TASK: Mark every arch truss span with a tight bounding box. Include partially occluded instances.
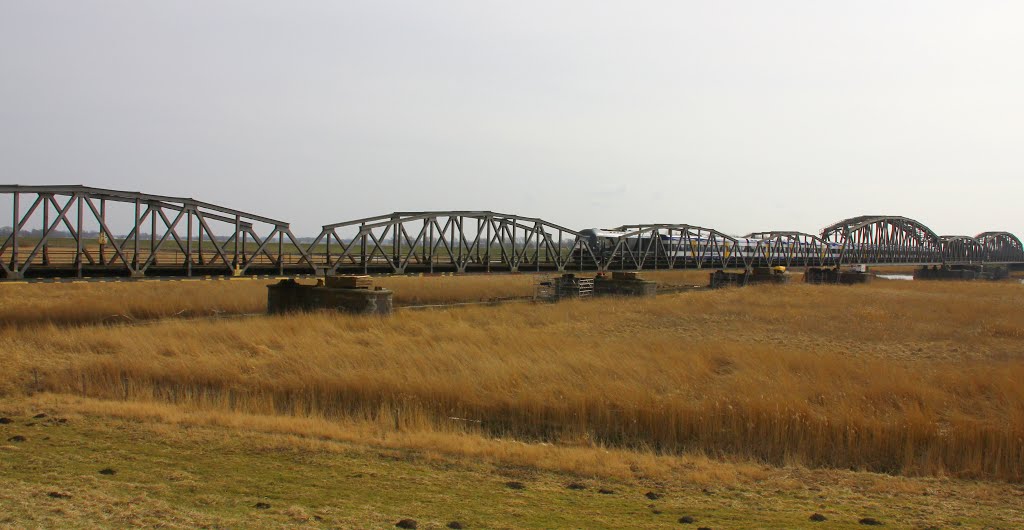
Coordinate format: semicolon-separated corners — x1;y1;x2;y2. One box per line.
308;211;597;274
743;231;837;268
939;235;985;264
976;231;1024;263
0;185;313;279
594;224;742;270
821;215;942;265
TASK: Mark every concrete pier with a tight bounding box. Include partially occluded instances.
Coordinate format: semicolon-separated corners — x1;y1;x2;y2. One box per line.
267;277;393;315
710;267;791;288
804;267;871;285
593;272;657;297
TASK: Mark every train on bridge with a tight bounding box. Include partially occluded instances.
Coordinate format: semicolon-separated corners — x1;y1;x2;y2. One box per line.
1;185;1022;280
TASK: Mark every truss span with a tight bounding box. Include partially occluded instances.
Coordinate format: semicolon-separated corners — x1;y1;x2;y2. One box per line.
309;211;596;274
0;185;312;279
976;232;1024;263
821;215;943;265
1;185;1022;280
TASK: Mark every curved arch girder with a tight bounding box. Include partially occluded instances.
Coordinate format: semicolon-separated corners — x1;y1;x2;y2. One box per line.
821;215;942;265
975;231;1024;262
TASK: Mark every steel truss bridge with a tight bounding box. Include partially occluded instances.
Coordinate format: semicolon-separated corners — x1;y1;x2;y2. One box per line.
1;185;1021;280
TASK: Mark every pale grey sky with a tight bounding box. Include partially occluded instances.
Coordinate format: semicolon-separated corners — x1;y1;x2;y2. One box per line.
1;1;1022;237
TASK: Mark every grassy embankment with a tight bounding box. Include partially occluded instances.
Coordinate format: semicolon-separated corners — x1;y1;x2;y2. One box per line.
2;395;1020;528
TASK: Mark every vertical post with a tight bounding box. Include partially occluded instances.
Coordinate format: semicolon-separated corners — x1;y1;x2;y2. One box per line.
428;221;434;273
98;199;105;265
557;230;563;271
133;198;140;271
361;231;367;274
485;218;491;273
150;204;157;266
277;229;284;275
42;195;50;266
535;225;540;271
325;230;331;271
10;192;18;273
393;220;400;269
186;210;193;277
456;216;462;269
76;194;83;277
241;229;248;267
511;219;517;271
233;214;240;270
197;216;204;265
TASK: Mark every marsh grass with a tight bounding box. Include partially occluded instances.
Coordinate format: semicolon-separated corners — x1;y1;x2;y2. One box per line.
0;270;715;327
3;280;1024;480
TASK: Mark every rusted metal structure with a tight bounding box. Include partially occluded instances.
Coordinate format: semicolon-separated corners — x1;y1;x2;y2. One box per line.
1;185;1022;280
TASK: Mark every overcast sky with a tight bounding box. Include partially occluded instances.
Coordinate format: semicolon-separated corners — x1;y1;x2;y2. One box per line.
1;1;1022;237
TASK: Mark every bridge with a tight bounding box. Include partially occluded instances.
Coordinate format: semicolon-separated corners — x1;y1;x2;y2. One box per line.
1;185;1021;280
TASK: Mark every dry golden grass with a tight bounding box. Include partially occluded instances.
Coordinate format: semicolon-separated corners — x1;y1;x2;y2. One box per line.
0;274;539;326
0;270;715;326
3;279;1024;481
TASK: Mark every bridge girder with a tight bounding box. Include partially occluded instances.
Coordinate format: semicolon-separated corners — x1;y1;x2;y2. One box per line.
0;185;311;279
975;231;1024;262
311;211;594;274
2;185;1022;279
821;215;942;265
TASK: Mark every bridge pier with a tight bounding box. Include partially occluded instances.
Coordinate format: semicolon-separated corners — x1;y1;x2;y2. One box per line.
267;276;393;315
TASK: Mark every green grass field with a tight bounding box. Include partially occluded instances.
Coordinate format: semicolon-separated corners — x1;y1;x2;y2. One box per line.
2;396;1021;529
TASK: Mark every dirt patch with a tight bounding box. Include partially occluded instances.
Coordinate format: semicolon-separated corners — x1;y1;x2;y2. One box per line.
810;513;827;522
645;491;663;500
678;515;696;524
859;518;883;526
566;482;586;490
254;502;271;510
598;488;615;495
446;522;463;529
0;417;13;424
47;492;71;499
98;468;117;475
504;481;525;490
33;413;47;419
395;519;417;529
7;435;26;443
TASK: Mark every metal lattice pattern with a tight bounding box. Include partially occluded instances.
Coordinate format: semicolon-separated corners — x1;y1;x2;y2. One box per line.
306;211;595;274
821;216;943;265
0;185;311;279
1;186;1022;280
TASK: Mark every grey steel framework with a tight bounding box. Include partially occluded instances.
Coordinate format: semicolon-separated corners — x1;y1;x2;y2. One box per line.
306;211;595;274
0;185;312;279
599;224;741;270
821;215;943;265
1;185;1022;280
743;231;834;268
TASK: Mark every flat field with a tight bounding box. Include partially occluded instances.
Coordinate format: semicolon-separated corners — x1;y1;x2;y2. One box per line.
1;276;1023;527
